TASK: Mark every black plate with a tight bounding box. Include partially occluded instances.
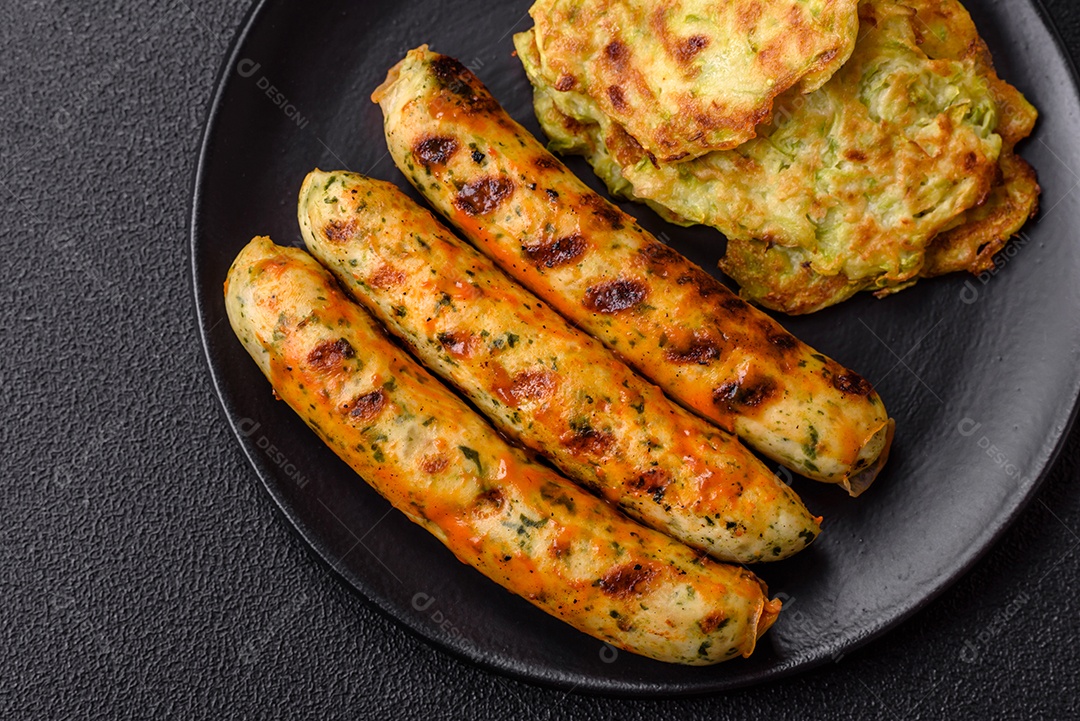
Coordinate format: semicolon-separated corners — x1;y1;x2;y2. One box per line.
192;0;1080;695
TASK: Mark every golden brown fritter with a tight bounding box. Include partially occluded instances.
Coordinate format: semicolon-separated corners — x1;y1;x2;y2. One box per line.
525;0;860;161
518;0;1039;314
908;0;1040;278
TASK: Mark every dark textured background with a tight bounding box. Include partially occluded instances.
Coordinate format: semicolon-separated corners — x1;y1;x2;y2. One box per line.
3;0;1079;718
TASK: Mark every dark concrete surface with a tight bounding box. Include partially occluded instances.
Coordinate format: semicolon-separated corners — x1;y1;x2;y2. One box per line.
2;1;1078;718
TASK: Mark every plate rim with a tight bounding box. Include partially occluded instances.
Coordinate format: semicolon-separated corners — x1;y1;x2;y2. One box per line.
189;0;1080;697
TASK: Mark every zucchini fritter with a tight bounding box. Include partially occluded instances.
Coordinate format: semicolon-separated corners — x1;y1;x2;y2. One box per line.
910;0;1040;278
524;0;860;161
518;0;1039;314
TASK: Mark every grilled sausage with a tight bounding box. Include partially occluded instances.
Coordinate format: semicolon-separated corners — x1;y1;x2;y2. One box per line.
373;46;894;495
299;170;821;562
224;236;781;664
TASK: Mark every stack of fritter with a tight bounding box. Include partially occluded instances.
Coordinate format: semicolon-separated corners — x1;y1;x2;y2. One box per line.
515;0;1039;314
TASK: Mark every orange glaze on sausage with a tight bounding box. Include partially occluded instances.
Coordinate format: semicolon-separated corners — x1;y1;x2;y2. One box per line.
225;236;780;664
300;170;821;562
373;46;894;495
